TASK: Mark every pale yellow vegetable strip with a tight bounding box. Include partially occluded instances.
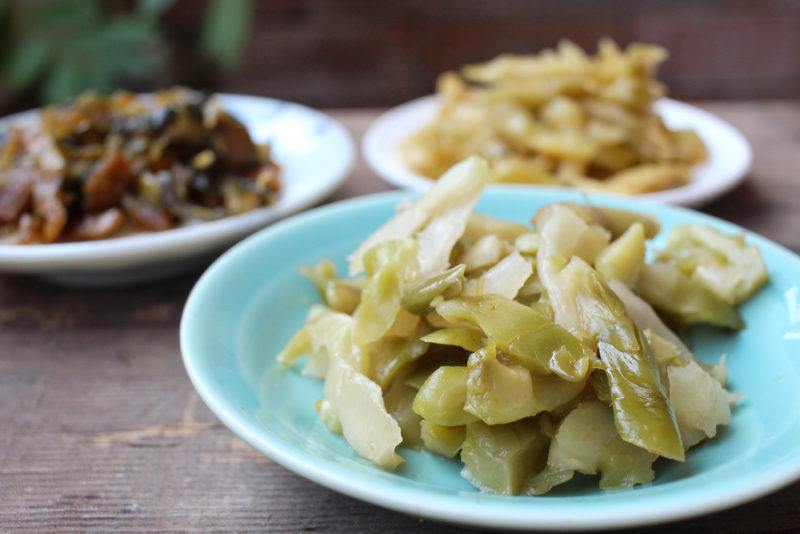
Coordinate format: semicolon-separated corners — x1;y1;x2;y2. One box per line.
463;251;533;299
325;358;404;469
349;157;490;275
608;279;693;362
416;199;478;279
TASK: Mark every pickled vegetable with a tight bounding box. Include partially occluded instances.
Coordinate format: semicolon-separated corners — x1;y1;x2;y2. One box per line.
635;262;743;329
279;155;767;494
436;295;593;381
384;377;423;447
369;336;429;389
349;156;489;275
412;366;477;426
598;436;657;489
465;343;539;424
548;401;618;474
401;264;465;315
463;251;533;299
1;88;281;243
559;258;684;461
420;420;465;458
421;327;485;352
461;419;549;494
325;358;404;469
668;360;731;440
657;225;768;305
354;238;418;345
594;222;645;287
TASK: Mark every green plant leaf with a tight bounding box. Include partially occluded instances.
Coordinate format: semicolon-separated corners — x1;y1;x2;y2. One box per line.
42;61;83;103
2;38;49;89
199;0;254;71
137;0;176;19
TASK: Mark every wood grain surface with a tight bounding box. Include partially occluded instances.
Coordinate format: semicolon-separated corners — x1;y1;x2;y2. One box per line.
2;103;799;533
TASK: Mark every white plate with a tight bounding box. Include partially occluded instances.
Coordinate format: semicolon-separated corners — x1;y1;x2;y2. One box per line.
363;95;751;207
0;94;354;285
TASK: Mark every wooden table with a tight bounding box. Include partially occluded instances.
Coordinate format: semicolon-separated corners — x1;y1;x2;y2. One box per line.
2;103;800;533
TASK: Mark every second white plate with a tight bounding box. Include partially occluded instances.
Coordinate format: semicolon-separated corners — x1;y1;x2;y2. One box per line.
0;94;354;285
363;95;751;207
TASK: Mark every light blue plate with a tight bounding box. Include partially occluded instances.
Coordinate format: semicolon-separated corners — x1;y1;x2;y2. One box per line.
181;188;800;531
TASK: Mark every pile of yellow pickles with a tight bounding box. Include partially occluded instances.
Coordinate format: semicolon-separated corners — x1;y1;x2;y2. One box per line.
279;157;767;495
402;40;707;194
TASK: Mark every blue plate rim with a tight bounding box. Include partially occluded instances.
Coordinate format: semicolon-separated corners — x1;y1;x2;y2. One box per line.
181;187;800;530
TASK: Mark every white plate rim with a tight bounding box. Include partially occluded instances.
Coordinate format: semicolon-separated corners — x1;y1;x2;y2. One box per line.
362;94;752;207
0;93;355;273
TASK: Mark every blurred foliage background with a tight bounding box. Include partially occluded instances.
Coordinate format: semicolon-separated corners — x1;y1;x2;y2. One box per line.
0;0;798;113
0;0;253;109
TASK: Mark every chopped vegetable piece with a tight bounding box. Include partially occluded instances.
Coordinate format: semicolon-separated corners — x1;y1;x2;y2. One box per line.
420;420;465;458
461;419;549;495
401;264;465;315
594;222;645;286
559;258;684;461
461;234;505;272
421;327;485;353
658;225;768;305
635;262;743;329
437;295;593;381
412;366;477;426
525;466;575;495
608;279;693;362
463;251;533;299
369;336;429;389
384;377;423;447
277;327;311;368
548;401;618;474
354;238;418;346
465;344;539;424
668;360;731;439
565;203;661;239
349;156;489;275
324;359;404;469
598;436;657;489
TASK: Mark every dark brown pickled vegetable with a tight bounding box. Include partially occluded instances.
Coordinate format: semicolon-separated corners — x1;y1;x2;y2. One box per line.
66;208;126;241
0;88;281;244
0;169;34;223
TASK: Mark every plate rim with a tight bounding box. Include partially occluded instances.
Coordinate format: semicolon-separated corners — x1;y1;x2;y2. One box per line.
362;94;753;208
181;188;800;531
0;93;355;273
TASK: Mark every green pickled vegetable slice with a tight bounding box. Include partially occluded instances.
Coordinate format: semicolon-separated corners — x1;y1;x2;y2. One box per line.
354;238;419;345
594;221;645;287
635;262;743;329
401;264;465;314
384;376;423;447
277;326;310;368
547;401;618;474
420;420;465;458
436;295;593;381
421;327;485;352
412;366;477;426
598;436;657;489
560;258;684;461
465;343;539;424
461;419;549;495
369;336;429;389
657;224;768;305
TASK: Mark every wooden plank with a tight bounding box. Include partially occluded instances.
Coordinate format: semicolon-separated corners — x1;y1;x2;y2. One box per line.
1;103;800;533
